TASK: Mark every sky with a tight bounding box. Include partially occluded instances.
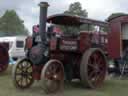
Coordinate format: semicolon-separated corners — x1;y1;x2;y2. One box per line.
0;0;128;33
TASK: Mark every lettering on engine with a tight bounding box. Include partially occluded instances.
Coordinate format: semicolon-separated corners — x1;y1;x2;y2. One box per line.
60;39;78;51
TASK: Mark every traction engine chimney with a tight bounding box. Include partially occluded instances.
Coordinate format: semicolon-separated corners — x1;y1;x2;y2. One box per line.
39;2;49;44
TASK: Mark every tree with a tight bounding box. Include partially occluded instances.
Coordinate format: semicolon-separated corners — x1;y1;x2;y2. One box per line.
64;2;88;17
0;10;28;36
107;12;127;21
62;2;94;35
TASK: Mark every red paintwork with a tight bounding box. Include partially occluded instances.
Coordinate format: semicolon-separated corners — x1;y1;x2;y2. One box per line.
50;38;57;51
30;14;109;80
79;32;91;52
0;43;9;72
80;32;108;53
30;14;128;80
50;31;108;57
32;64;44;80
50;32;108;54
108;15;128;59
25;36;33;49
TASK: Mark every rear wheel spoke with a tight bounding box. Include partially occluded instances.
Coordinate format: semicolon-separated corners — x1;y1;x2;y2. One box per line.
88;63;95;68
89;70;96;79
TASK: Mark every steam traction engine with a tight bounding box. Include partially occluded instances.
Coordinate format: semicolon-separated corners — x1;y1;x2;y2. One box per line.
12;2;108;93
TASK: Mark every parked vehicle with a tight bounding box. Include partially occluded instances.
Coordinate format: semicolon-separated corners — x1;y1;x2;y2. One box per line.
0;36;26;60
107;15;128;76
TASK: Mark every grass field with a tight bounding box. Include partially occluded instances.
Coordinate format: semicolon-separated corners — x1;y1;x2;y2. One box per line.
1;65;128;96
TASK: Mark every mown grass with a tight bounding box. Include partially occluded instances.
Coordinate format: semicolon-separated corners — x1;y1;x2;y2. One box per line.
1;65;128;96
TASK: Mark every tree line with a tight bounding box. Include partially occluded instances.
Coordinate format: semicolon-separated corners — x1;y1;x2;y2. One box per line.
0;10;28;37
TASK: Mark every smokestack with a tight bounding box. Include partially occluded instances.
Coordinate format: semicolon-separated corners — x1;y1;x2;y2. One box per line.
39;2;49;44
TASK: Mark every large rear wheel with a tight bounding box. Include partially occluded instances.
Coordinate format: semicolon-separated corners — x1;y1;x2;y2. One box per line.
41;59;64;94
12;58;34;89
80;48;107;88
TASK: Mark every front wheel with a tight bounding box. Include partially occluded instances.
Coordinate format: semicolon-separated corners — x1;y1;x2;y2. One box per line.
12;58;34;89
41;59;64;94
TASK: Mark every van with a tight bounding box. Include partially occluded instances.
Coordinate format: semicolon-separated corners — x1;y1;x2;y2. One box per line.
0;36;26;60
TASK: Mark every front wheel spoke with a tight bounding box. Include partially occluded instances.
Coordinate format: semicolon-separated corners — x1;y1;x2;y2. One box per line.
47;65;53;72
22;61;27;66
26;74;33;80
26;63;31;69
25;76;29;85
21;77;24;86
17;65;22;70
44;69;52;79
16;67;22;72
27;75;33;80
55;65;60;71
16;72;22;75
55;71;63;80
53;74;59;80
20;62;24;69
26;71;33;75
53;68;62;80
48;66;57;75
26;66;32;70
17;80;20;86
52;64;57;73
16;76;22;81
17;77;23;86
26;73;32;77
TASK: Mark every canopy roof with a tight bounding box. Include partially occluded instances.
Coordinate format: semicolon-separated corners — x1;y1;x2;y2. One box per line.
47;14;108;27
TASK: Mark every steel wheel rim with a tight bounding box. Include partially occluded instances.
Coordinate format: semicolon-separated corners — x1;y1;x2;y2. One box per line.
14;59;33;88
42;60;64;93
